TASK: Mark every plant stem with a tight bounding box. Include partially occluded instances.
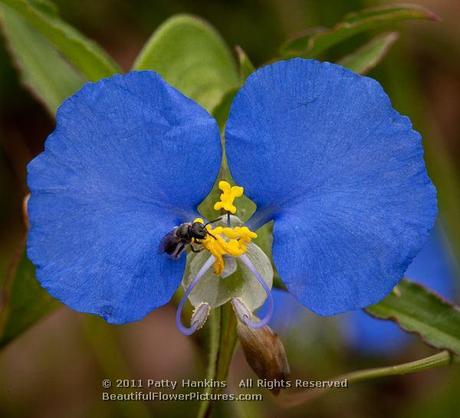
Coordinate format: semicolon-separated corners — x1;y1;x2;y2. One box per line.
197;304;238;418
197;308;220;418
343;350;453;383
216;303;238;381
278;350;455;408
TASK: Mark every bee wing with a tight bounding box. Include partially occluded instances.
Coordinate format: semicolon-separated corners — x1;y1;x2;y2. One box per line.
159;230;186;259
159;231;178;253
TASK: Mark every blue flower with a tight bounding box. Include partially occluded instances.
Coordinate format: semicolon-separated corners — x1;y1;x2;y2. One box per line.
27;72;222;324
226;59;436;315
27;59;437;332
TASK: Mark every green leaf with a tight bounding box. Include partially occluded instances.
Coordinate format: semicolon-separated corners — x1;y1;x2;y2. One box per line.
338;32;399;74
367;279;460;355
212;87;237;129
0;4;85;114
281;4;438;58
0;251;59;348
235;45;255;80
29;0;57;16
0;0;120;80
211;47;253;128
134;14;239;112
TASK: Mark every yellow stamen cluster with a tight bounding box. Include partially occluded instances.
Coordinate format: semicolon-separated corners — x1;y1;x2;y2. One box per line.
213;181;244;214
192;181;256;275
193;221;257;276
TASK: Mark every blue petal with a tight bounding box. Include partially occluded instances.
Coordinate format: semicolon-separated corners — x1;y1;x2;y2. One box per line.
27;71;221;324
343;225;457;354
342;311;411;355
225;59;437;315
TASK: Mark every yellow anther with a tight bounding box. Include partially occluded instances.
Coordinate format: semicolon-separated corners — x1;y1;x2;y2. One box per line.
219;227;240;239
231;226;257;243
201;235;230;275
225;239;247;256
213;180;244;214
192;217;257;276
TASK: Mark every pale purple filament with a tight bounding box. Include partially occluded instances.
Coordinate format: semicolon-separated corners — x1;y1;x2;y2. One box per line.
238;253;274;329
176;250;273;334
176;255;215;336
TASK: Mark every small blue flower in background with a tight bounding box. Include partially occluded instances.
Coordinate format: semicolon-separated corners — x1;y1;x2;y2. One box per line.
27;59;437;334
343;225;458;354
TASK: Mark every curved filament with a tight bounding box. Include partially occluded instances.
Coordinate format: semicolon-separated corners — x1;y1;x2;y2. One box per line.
176;255;215;335
237;253;274;329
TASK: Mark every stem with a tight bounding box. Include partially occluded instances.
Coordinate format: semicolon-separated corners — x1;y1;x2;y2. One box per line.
278;350;454;408
343;350;453;383
0;233;26;335
216;303;238;380
197;304;238;418
197;308;220;418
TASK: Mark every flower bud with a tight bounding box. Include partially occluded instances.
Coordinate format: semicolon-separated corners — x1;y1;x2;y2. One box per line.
236;318;290;395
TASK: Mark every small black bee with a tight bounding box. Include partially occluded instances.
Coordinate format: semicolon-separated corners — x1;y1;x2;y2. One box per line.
160;218;221;259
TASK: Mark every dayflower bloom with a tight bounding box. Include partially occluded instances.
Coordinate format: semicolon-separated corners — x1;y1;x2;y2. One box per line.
27;59;437;335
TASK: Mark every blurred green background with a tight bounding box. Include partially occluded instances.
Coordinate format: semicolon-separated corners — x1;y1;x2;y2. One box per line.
0;0;460;417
